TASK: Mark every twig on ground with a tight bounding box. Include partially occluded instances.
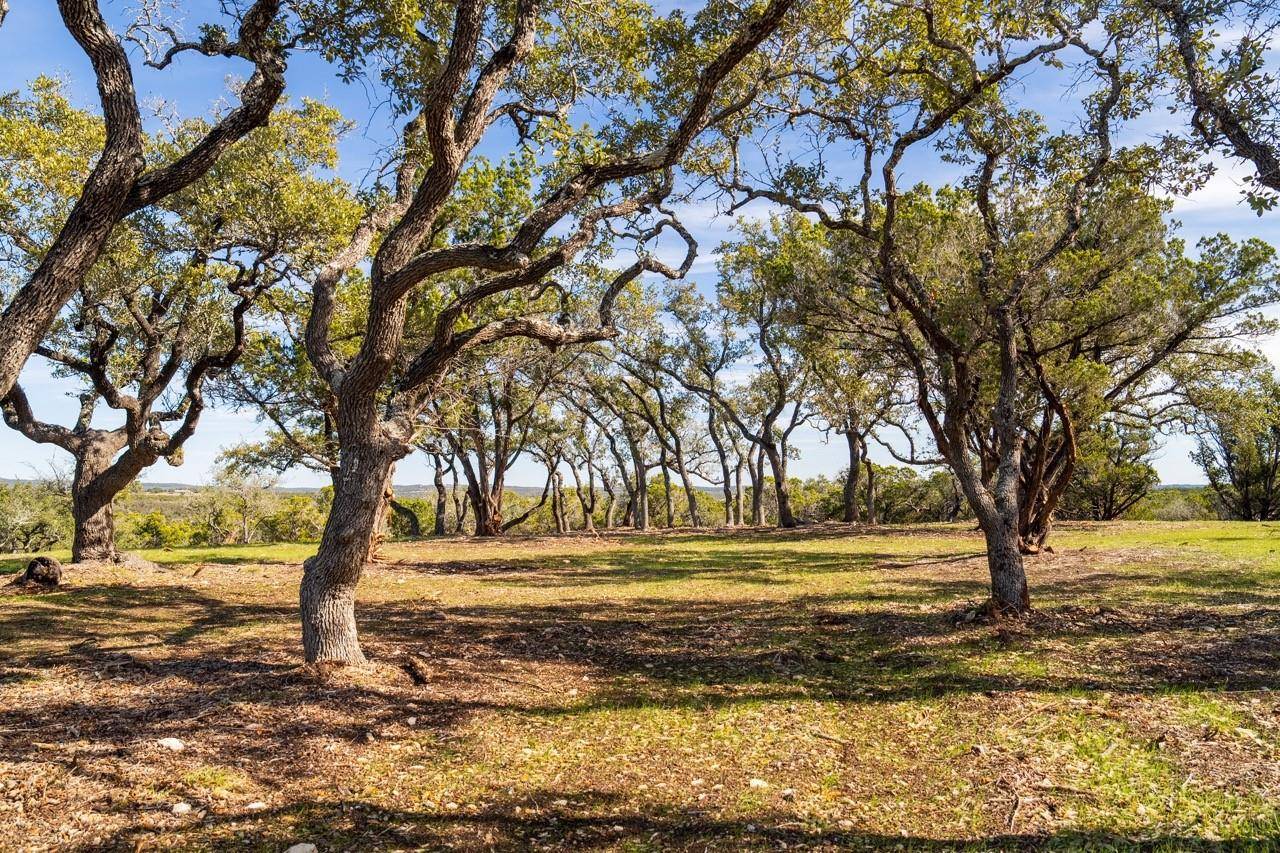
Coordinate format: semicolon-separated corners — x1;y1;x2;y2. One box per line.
998;776;1023;830
481;671;548;691
808;728;851;746
1006;702;1055;728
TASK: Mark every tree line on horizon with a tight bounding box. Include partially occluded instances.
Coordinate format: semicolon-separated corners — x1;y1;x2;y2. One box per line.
1;0;1279;663
0;462;1228;557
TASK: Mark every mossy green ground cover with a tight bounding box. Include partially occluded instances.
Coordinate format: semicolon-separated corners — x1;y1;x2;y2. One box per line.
1;522;1276;850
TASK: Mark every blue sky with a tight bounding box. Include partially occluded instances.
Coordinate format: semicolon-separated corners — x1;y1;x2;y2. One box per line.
1;2;1278;488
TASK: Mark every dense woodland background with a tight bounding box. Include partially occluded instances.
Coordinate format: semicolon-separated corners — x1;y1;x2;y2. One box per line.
0;471;1223;555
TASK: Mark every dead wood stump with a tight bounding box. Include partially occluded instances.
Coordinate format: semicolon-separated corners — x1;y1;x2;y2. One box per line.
16;556;62;589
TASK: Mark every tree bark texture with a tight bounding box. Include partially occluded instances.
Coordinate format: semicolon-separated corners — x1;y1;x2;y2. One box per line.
299;439;397;664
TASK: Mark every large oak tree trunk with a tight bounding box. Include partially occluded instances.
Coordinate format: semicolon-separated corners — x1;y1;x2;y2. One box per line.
476;503;503;536
300;439;396;664
952;460;1032;617
70;437;130;563
982;512;1030;615
986;307;1032;614
72;488;117;563
938;308;1033;617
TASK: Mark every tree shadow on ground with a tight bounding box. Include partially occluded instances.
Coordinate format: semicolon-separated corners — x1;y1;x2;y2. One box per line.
4;558;1273;764
4;529;1279;850
84;791;1267;852
0;584;295;648
362;583;1280;712
0;584;490;792
394;547;985;588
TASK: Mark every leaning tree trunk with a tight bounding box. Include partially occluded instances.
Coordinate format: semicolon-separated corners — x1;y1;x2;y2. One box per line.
299;438;398;664
0;37;145;403
389;498;421;537
762;442;797;528
632;457;648;530
749;446;765;525
842;431;861;524
676;460;702;529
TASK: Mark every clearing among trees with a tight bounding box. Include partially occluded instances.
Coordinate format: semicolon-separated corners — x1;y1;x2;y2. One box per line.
2;522;1276;850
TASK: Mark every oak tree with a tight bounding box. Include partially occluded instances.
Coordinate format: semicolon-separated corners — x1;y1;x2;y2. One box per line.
0;0;293;399
296;0;797;662
1;99;352;562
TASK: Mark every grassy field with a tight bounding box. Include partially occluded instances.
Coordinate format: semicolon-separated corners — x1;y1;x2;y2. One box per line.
1;521;1278;851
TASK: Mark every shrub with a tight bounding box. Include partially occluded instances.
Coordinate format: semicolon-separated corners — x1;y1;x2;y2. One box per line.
0;481;70;552
126;511;195;549
260;494;329;543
